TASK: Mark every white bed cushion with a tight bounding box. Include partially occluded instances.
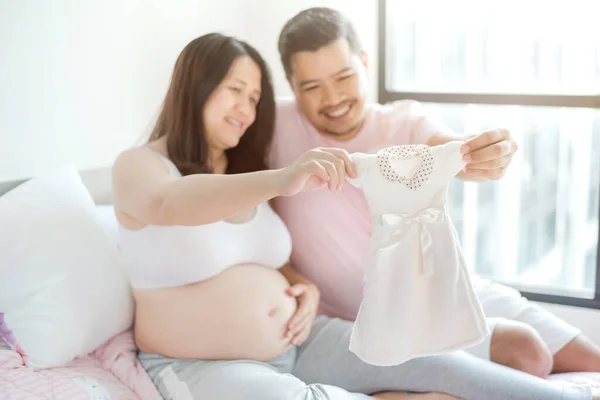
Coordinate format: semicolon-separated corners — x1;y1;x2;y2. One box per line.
0;165;134;368
94;205;120;247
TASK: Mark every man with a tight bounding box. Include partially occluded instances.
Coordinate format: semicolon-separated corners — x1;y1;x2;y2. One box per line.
270;6;600;378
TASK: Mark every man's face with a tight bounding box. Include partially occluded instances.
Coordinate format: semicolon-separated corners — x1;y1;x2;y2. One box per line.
288;38;368;139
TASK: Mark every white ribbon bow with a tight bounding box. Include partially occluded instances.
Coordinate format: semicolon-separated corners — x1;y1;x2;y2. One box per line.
379;207;446;276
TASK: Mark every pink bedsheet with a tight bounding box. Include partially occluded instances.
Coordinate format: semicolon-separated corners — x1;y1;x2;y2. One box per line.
2;330;600;399
0;329;161;400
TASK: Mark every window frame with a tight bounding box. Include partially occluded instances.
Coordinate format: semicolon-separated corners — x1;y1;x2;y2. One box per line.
378;0;600;309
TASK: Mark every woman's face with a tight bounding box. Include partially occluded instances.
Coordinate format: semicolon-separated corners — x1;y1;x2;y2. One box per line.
203;55;262;151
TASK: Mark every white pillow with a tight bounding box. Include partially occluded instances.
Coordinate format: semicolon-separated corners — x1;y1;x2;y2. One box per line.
0;166;134;368
94;205;120;247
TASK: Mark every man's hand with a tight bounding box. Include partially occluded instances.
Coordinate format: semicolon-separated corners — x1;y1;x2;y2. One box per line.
285;283;320;346
458;128;518;181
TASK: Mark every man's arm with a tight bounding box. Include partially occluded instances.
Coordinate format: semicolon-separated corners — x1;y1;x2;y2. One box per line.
401;100;516;181
426;129;516;182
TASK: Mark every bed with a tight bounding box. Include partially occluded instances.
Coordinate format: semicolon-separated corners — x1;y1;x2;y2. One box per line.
0;330;161;399
1;166;600;400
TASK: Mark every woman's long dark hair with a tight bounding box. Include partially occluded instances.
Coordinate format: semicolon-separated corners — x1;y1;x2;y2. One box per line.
149;33;276;175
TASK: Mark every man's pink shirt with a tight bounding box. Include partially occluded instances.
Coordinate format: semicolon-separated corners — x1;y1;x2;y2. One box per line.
269;97;454;321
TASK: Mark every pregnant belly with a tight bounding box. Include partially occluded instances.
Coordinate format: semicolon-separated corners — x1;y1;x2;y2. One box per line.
133;264;298;361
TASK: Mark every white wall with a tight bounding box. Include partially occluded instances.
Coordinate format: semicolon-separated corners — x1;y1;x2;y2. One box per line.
0;0;376;181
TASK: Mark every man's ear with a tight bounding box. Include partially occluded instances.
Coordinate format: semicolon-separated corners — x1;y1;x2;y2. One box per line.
360;51;368;71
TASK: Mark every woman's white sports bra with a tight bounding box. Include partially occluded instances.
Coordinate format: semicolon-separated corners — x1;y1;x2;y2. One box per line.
118;151;293;289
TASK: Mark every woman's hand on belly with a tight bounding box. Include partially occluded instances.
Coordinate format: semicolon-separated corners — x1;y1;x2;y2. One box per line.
133;264;299;361
284;283;320;346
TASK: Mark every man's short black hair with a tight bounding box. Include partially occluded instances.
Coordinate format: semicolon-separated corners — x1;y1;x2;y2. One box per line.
278;7;362;79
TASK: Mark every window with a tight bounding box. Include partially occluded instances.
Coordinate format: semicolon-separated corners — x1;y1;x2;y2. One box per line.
590;115;600;223
380;0;600;307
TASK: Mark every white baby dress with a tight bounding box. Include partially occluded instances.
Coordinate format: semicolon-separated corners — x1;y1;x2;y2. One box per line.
347;140;490;366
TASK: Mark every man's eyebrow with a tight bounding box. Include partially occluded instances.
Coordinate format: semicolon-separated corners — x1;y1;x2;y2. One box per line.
331;67;354;77
298;67;355;87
